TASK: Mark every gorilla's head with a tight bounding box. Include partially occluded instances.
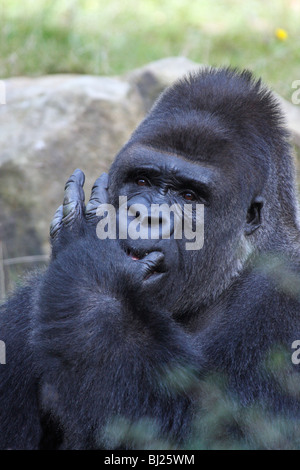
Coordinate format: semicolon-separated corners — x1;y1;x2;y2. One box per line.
107;68;299;319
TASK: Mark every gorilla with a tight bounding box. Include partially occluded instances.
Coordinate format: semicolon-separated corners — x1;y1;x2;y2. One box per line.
1;67;300;450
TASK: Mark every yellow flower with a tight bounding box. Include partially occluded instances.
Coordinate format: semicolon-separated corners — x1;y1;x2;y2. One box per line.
275;28;288;41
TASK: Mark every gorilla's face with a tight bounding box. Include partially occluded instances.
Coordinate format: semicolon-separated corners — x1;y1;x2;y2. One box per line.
108;142;262;318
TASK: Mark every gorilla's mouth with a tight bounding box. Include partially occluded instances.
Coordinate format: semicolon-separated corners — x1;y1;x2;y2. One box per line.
125;247;157;261
125;247;144;260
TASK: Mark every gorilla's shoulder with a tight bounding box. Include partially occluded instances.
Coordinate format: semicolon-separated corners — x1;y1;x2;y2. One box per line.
223;257;300;341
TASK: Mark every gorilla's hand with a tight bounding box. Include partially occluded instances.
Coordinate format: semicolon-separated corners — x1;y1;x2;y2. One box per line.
50;169;109;257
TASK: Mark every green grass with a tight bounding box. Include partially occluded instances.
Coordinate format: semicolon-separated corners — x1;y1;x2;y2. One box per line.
0;0;299;98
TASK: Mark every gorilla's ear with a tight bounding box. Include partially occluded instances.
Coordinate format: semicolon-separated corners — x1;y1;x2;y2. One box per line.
245;197;264;235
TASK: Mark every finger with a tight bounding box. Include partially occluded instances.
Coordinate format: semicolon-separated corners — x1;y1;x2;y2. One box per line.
50;205;63;240
136;252;165;280
85;173;109;223
62;169;86;227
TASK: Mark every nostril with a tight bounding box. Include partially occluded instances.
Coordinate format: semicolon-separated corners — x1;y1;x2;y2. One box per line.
148;215;163;224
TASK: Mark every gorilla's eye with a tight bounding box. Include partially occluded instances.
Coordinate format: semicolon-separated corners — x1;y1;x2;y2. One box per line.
182;191;196;201
136;178;149;187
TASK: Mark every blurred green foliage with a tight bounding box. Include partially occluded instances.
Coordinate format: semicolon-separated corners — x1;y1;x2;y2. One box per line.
0;0;299;98
102;363;300;450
